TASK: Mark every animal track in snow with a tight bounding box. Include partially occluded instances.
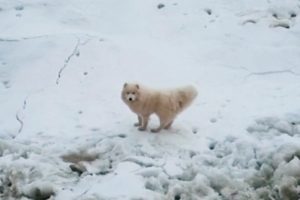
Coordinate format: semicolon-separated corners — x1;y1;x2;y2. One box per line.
270;20;290;29
204;8;212;15
242;19;257;25
239;8;298;29
90;127;100;132
157;3;165;9
14;5;24;11
2;80;10;89
210;118;217;123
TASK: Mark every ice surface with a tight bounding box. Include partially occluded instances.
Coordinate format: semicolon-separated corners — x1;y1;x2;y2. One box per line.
1;0;300;199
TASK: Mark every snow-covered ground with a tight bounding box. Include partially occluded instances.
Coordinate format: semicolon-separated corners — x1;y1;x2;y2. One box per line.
1;0;300;199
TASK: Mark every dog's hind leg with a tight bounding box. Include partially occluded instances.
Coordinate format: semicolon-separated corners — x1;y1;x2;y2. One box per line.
164;120;174;129
151;117;173;133
134;115;142;127
138;115;149;131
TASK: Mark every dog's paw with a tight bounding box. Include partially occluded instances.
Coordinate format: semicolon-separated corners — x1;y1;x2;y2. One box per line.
151;128;160;133
138;127;146;131
134;122;140;127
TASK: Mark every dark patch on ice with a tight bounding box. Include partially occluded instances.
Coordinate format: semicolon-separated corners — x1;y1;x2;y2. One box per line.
290;12;297;18
78;110;83;114
210;118;217;123
0;185;4;194
189;151;196;158
2;80;10;88
69;164;86;176
209;142;216;150
118;134;127;138
174;194;181;200
62;152;98;163
23;187;54;200
204;9;212;15
272;13;279;19
36;131;44;135
76;51;80;57
96;171;110;175
76;125;82;129
176;170;197;182
157;3;165;9
90;127;100;132
255;160;262;170
109;159;113;169
284;150;300;163
280;185;299;200
192;127;198;134
83;72;88;76
14;5;24;11
145;181;156;191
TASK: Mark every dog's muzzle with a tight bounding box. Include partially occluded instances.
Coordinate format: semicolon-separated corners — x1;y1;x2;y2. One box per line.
127;94;136;102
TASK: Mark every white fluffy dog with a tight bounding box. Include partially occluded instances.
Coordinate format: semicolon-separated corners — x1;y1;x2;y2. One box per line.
121;83;197;132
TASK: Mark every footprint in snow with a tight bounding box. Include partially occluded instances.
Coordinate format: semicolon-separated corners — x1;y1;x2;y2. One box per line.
157;3;165;9
210;118;217;123
14;5;24;11
192;127;198;134
90;128;100;132
204;8;212;15
242;19;257;25
2;80;10;88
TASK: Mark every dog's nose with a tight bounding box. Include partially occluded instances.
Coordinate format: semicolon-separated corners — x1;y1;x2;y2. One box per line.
129;98;132;101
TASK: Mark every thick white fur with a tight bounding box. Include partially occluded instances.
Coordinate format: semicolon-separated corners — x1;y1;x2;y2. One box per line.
121;83;198;132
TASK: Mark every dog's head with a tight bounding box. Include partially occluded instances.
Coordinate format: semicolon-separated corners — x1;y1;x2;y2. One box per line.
121;83;140;103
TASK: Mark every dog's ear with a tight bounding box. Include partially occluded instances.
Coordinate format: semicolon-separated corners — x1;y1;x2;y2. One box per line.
136;84;139;89
123;83;128;88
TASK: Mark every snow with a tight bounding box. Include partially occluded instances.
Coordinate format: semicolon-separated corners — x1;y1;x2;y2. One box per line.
1;0;300;199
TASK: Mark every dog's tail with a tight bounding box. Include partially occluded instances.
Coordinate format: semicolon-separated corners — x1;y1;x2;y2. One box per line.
176;85;198;113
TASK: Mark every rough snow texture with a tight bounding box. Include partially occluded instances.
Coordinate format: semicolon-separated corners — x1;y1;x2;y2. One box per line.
1;0;300;199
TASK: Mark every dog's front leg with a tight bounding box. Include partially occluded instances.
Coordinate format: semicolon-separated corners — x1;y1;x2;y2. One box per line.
134;115;142;127
138;115;149;131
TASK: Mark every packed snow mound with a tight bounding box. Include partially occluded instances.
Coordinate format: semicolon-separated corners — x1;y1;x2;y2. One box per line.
1;115;300;199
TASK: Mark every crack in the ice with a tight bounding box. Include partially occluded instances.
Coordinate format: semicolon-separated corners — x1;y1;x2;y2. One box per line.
16;90;40;137
56;38;81;85
15;96;30;136
15;112;23;134
245;69;300;79
0;35;50;42
0;38;19;42
22;99;27;110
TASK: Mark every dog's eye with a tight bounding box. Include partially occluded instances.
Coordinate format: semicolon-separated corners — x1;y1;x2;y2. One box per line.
132;92;135;95
126;92;130;95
